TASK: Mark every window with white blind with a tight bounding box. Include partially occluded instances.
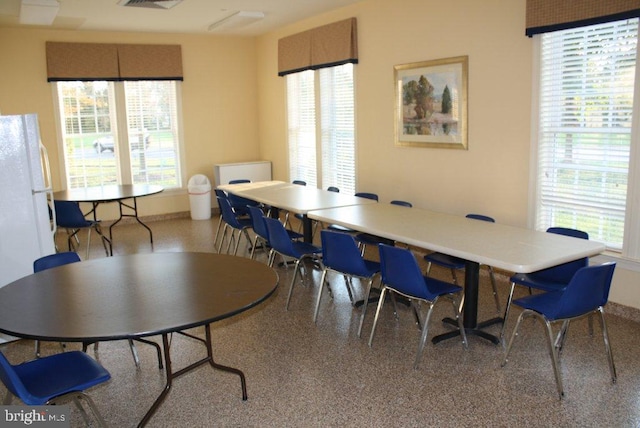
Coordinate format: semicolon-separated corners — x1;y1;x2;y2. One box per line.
287;63;355;194
534;18;639;255
54;80;183;190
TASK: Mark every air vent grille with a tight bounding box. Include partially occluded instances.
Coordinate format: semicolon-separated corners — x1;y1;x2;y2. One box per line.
119;0;183;10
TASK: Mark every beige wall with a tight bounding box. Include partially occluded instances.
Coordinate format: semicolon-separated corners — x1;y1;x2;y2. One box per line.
0;27;260;217
255;0;640;310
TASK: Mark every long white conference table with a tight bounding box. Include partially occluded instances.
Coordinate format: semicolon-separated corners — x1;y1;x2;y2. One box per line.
217;181;377;242
307;203;606;344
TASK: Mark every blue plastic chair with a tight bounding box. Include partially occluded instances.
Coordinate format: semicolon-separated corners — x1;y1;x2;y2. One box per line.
370;244;468;369
315;230;381;337
53;200;110;259
355;192;378;201
217;196;253;255
226;180;261;217
33;252;81;358
502;262;617;399
264;217;322;309
247;205;303;260
424;214;500;314
501;227;590;340
355;199;410;257
0;350;111;426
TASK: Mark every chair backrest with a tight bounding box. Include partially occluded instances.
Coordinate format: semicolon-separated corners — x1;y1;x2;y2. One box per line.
379;244;436;300
534;227;589;283
292;180;307;186
327;186;340;193
264;217;297;257
355;192;378;201
466;213;495;223
34;252;81;273
217;196;244;229
321;230;372;276
229;179;250;184
53;200;91;228
0;351;31;404
248;206;268;241
550;262;616;319
390;200;412;207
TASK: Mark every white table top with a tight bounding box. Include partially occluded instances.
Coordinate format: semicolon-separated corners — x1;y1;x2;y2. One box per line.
307;203;605;273
218;181;377;214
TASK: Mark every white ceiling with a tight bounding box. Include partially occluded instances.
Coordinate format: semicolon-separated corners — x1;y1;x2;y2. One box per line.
0;0;361;36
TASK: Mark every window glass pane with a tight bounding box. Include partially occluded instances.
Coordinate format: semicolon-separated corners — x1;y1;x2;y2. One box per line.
124;81;181;188
287;70;317;187
57;81;118;188
320;63;355;195
536;19;638;250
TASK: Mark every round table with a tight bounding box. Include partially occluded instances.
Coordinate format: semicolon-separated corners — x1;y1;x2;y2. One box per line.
0;252;279;426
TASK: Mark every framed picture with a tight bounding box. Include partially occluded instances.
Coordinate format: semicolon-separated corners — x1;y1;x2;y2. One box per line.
394;56;468;149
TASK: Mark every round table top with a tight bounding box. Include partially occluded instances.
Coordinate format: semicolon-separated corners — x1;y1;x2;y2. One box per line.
53;184;164;203
0;253;278;342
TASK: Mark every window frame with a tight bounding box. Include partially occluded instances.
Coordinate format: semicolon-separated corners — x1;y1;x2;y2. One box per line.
286;63;356;194
530;18;640;268
52;80;186;191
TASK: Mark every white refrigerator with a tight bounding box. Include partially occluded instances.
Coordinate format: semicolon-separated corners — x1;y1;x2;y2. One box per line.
0;114;56;342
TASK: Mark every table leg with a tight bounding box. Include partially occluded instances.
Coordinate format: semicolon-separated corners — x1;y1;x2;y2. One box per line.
109;197;154;255
432;261;502;345
137;326;247;427
302;215;313;243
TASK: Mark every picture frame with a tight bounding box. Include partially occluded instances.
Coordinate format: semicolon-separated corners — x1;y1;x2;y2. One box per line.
394;56;468;149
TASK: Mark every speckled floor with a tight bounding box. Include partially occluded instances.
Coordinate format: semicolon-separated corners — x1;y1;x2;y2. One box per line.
2;214;640;427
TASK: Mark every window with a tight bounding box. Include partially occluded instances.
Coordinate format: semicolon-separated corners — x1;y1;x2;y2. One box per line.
286;63;355;194
534;18;639;256
55;80;183;190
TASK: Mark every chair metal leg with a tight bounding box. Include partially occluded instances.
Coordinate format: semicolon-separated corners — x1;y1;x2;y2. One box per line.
368;287;388;347
313;269;329;323
285;259;302;310
500;281;517;345
128;339;141;368
414;302;436;369
451;294;468;349
357;276;377;338
213;216;223;251
598;307;617;383
85;228;92;259
542;317;565;399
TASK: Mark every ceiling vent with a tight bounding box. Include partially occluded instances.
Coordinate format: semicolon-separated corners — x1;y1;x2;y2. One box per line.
119;0;183;10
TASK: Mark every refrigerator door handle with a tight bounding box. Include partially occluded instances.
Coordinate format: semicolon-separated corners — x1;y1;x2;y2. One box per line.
37;141;56;234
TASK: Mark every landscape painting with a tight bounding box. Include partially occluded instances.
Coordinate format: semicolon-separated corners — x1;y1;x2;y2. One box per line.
394;56;468;149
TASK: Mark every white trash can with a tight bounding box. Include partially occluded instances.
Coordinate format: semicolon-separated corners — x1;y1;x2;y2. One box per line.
187;174;212;220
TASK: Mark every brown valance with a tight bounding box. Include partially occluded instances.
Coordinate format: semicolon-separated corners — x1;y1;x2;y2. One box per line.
278;17;358;76
46;42;183;82
526;0;640;36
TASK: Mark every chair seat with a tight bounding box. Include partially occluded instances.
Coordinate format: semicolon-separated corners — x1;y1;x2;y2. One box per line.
424;252;465;270
290;241;322;258
12;351;111;405
327;224;356;233
511;290;566;320
422;276;464;300
510;272;567;293
355;233;393;246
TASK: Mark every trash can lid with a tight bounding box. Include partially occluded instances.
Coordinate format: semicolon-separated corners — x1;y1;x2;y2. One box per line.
188;174;211;188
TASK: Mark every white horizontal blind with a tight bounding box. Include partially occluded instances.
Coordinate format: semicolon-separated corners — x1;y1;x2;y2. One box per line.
287;70;318;187
320;63;355;195
57;81;118;188
124;81;181;188
536;18;638;250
